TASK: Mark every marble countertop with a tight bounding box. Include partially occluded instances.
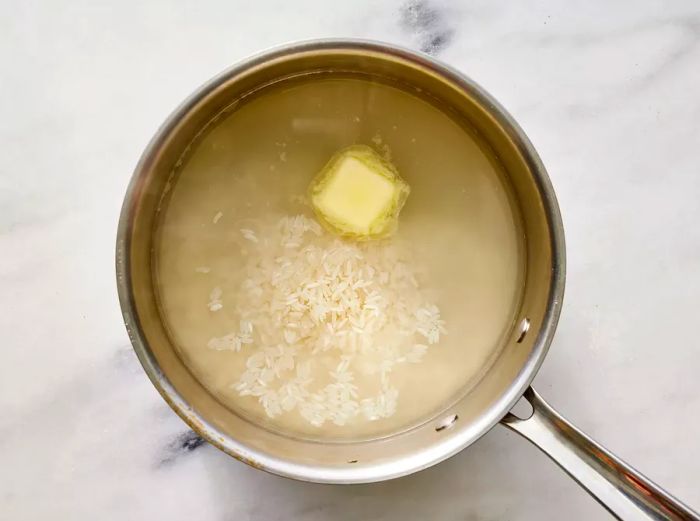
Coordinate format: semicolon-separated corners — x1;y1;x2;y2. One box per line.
2;1;699;519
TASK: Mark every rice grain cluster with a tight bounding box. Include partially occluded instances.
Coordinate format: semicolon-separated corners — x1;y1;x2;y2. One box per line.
207;214;446;427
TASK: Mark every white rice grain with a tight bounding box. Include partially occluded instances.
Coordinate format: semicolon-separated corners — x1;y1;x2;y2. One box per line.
240;228;259;243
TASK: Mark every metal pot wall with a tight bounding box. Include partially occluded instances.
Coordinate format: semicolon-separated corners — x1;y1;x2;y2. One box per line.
116;40;698;520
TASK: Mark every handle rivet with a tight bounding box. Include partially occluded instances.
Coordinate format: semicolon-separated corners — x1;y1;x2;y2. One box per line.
435;414;459;432
516;318;530;343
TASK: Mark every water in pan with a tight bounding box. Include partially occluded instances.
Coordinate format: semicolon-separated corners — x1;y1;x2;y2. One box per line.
155;75;525;440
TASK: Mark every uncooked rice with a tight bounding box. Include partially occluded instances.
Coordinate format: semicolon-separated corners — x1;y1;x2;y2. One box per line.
240;228;259;243
208;286;223;312
208;214;446;427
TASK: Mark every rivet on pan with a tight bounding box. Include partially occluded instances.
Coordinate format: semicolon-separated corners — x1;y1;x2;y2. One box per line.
435;414;459;432
516;318;530;343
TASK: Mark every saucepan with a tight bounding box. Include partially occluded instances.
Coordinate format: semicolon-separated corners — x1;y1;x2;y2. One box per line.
116;40;698;520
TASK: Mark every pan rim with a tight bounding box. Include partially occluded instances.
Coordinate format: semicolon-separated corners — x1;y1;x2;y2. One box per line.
116;37;566;483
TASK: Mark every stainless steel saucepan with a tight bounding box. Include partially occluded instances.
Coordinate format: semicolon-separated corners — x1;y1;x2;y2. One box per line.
116;40;699;520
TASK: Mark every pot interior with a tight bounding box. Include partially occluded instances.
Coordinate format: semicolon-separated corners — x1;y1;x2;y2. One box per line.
118;41;563;483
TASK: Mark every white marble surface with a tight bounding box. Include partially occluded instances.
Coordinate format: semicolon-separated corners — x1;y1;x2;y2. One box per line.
2;0;699;519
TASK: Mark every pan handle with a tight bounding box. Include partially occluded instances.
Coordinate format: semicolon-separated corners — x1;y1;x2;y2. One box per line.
501;387;699;520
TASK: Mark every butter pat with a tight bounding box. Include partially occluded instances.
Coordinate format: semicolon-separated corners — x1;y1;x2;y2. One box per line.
309;145;410;240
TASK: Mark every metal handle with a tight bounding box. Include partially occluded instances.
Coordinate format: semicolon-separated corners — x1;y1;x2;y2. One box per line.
501;387;699;520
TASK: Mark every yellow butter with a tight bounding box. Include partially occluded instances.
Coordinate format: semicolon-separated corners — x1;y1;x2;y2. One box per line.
309;145;410;240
